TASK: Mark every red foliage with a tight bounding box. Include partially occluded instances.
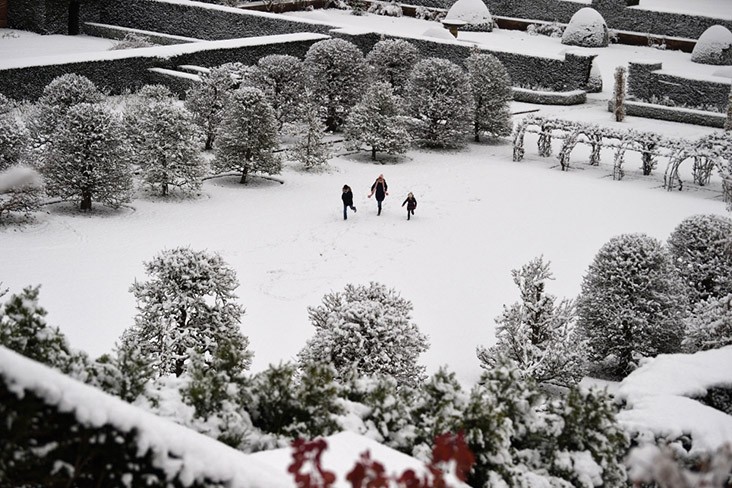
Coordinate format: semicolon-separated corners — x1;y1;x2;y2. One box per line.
289;432;475;488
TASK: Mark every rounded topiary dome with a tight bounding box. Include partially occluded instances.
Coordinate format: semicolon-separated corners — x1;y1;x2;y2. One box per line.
691;25;732;65
445;0;493;32
561;7;609;48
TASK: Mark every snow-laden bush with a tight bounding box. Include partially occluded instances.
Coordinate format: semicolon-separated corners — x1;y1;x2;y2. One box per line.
304;38;367;132
288;99;331;170
298;282;429;387
0;166;42;221
691;25;732;66
366;39;419;97
125;98;205;197
477;256;586;387
465;51;512;142
124;247;251;378
0;113;28;171
343;81;411;160
43;102;132;211
668;214;732;302
213;87;281;184
406;57;474;148
577;234;688;377
367;0;402;17
561;7;609;48
683;294;732;352
444;0;493;31
109;32;155;50
185;66;240;150
249;54;306;129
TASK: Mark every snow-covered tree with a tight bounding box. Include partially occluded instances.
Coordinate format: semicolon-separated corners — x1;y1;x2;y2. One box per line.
288;100;331;170
343;81;411;160
125;99;206;196
406;57;474;148
0;285;85;375
185;66;239;150
577;234;688;376
43;103;132;211
477;256;586;387
213;87;281;184
27;73;103;149
298;282;429;387
124;247;251;378
0;112;28;170
683;293;732;352
365;39;419;97
0;166;42;221
249;54;306;129
304;38;367;132
86;341;153;403
465;51;512;142
667;214;732;303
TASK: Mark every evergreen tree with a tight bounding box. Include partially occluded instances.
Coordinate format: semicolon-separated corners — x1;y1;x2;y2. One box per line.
124;247;250;378
0;285;85;375
125;99;206;197
185;66;240;150
86;339;153;404
43;103;132;211
365;39;419;97
213;87;281;184
406;57;474;148
667;214;732;303
288;100;331;170
343;81;411;161
476;256;586;387
304;38;367;131
28;74;104;149
577;234;688;376
250;54;306;129
465;51;513;142
298;282;429;387
683;293;732;352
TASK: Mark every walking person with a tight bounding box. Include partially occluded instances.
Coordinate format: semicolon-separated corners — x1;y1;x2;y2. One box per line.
402;192;417;220
342;184;356;220
368;174;388;216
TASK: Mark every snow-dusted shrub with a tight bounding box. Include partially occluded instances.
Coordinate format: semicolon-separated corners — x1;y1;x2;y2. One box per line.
304;38;367;132
414;6;444;21
668;214;732;302
43;103;132;211
288;100;331;170
213;87;281;184
185;66;239;150
27;74;104;148
561;7;609;48
527;21;564;38
577;234;688;377
86;341;152;403
727;91;732;131
125;98;206;196
477;256;586;387
134;83;175;101
343;81;411;160
465;51;512;142
0;166;42;221
298;282;429;387
627;443;732;488
124;247;251;378
366;39;419;97
683;294;732;352
367;0;402;17
691;25;732;66
614;66;627;122
109;32;155;50
0;286;85;375
0;113;28;170
444;0;493;32
249;54;306;129
406;57;474;148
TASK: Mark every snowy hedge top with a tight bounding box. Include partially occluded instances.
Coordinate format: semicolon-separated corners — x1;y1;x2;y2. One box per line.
561;7;609;48
616;346;732;452
444;0;493;29
691;25;732;65
0;346;291;488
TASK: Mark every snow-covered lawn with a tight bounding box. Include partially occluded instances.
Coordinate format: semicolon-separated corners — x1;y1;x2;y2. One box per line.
0;29;118;60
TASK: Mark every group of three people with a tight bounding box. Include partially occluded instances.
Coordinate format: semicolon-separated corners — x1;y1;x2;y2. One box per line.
341;174;417;221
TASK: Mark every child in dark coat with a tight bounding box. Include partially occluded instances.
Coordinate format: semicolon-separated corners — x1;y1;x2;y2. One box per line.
342;185;356;220
402;192;417;220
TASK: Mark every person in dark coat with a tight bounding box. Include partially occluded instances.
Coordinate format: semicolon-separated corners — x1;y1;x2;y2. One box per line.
368;174;388;216
402;192;417;220
341;184;356;220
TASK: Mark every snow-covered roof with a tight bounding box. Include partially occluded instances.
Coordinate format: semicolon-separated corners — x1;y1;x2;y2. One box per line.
0;346;291;487
616;346;732;452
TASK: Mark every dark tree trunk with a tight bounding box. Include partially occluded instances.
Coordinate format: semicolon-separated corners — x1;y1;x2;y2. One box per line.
68;0;81;35
240;169;248;184
371;147;377;161
205;132;214;151
80;191;92;211
474;123;480;142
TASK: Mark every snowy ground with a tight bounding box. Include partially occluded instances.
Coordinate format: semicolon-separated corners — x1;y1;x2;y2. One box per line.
0;29;117;61
0;9;730;387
